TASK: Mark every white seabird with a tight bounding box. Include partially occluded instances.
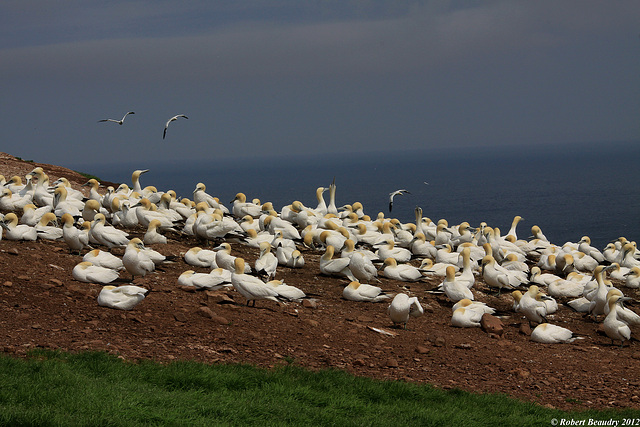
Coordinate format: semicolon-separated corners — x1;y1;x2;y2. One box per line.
388;189;410;212
98;111;135;125
388;293;424;329
163;114;188;139
98;285;148;311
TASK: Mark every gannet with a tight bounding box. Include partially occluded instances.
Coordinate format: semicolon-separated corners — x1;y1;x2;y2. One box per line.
530;324;575;344
608;263;630;281
231;192;262;218
603;294;632;347
98;111;135;125
452;299;495;315
388;189;410;212
418;258;459;277
435;244;459;265
35;212;63;240
343;281;389;302
577;236;605;263
376;239;412;264
382;257;423;282
505;215;524;240
143;219;168;245
588;265;613;320
263;215;301;241
456;247;475;289
442;265;473;302
319;245;356;281
72;261;120;284
61;213;91;254
548;277;585;298
347;252;379;283
620;243;640;269
90;213;129;248
82;178;103;203
326;179;338;216
98;285;148;311
451;307;483;328
0;188;32;211
123;238;156;281
529;266;561;287
388;293;423;329
603;289;640;325
339;239;378;262
266;279;306;301
163;114;188;139
81;199;103;222
111;199;139;229
625;267;640;288
52;185;84;217
192;183;229;214
214;242;250;273
20;203;52;226
83;249;124;271
184;247;218;268
313;187;328;216
178;270;231;290
231;258;280;306
255;241;278;280
1;212;37;240
481;255;523;293
318;229;348;252
517;285;550;325
410;233;436;258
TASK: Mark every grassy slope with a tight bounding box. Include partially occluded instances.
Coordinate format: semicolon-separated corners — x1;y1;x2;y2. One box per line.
0;351;637;426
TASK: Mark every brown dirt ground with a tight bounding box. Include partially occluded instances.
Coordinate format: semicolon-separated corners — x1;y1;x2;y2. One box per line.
1;152;639;412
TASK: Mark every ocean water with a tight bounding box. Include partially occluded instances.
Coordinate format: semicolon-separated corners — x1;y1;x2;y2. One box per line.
67;141;640;251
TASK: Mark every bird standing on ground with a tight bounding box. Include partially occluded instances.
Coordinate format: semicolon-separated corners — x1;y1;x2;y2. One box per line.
163;114;188;139
388;293;424;329
98;111;135;125
388;189;410;212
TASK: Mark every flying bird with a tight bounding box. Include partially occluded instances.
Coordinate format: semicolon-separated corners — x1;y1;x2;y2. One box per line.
98;111;135;125
388;189;410;212
163;114;188;139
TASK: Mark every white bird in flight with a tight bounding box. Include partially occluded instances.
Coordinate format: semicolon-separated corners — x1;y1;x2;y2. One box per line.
388;189;410;212
98;111;135;125
163;114;188;139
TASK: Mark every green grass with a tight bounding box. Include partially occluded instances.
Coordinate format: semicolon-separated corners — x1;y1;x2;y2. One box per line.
73;171;102;181
0;350;637;426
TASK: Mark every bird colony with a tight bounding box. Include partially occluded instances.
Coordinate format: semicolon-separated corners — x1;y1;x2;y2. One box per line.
1;167;639;347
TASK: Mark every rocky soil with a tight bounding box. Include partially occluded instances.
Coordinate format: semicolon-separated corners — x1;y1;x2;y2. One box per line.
1;152;639;412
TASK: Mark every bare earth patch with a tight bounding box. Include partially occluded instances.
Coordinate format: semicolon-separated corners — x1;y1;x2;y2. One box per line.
0;152;639;412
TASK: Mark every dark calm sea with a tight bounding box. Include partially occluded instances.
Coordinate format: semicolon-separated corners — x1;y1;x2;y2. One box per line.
66;141;640;251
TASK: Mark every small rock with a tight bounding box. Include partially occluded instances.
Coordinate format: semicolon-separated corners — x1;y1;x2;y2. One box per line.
386;358;399;368
50;279;63;287
206;292;235;304
434;336;446;347
519;323;532;336
303;299;318;309
455;343;472;350
2;281;12;287
422;303;435;313
415;345;431;354
174;312;188;322
353;359;366;367
480;314;504;336
197;306;215;319
357;315;374;323
178;285;196;293
31;324;42;329
7;248;19;256
210;315;229;325
17;275;30;281
303;319;319;327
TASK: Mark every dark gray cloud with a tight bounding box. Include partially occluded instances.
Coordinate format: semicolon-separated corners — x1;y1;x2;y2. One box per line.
1;1;638;165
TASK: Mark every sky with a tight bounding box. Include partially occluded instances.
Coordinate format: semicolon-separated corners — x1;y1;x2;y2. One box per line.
1;1;639;168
